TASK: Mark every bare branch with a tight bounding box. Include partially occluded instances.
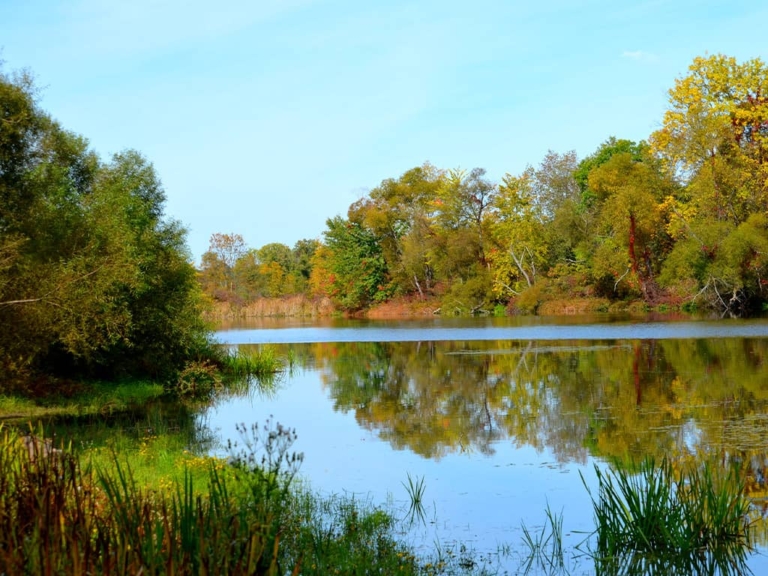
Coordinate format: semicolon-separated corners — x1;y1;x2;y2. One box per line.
614;267;631;290
0;266;105;308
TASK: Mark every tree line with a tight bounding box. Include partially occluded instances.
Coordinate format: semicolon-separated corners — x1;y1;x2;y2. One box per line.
200;54;768;317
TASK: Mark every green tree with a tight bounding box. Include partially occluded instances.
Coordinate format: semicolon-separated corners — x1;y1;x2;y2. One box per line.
660;214;768;315
651;54;768;313
322;216;390;311
0;68;210;385
292;238;319;289
434;167;496;264
587;152;673;301
490;171;548;296
348;163;443;297
257;243;293;271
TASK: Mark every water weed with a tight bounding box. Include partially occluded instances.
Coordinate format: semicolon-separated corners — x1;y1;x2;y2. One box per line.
223;347;283;379
520;504;568;575
582;457;752;573
403;472;427;526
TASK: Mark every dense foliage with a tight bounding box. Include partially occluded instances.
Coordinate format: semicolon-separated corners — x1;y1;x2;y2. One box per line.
201;54;768;317
0;69;211;388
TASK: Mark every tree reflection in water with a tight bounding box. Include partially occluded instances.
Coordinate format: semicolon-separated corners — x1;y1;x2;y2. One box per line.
307;338;768;546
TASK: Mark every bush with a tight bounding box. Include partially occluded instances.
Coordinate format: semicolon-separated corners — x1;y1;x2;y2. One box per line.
175;360;222;399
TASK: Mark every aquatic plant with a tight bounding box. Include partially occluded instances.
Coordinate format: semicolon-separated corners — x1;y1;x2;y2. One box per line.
175;359;223;398
520;503;567;575
223;347;283;379
582;458;752;572
0;423;425;575
402;472;427;526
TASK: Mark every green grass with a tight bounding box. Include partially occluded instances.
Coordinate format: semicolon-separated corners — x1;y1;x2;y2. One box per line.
83;429;221;493
520;503;567;575
0;380;165;421
0;422;427;575
0;416;757;575
403;472;427;526
222;347;283;379
582;458;753;572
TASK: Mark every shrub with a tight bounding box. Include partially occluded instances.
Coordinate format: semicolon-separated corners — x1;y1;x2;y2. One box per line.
174;360;222;398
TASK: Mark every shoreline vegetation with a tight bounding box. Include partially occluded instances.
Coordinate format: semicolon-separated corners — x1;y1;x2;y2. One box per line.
0;423;756;575
203;293;687;322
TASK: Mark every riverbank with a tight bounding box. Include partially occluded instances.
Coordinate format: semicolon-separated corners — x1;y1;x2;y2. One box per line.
204;293;692;321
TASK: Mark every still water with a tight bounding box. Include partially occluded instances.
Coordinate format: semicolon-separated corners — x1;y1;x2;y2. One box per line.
210;315;768;573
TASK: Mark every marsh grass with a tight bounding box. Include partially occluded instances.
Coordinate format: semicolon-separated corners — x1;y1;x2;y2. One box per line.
0;380;165;421
403;472;427;526
173;347;284;400
0;422;427;575
583;458;752;573
223;347;283;379
520;504;568;575
1;415;758;576
280;490;421;575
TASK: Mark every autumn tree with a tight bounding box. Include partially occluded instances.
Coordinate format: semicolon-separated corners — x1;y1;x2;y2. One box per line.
651;54;768;223
200;233;246;299
587;151;674;301
433;167;496;265
652;54;768;314
347;163;443;298
489;171;548;296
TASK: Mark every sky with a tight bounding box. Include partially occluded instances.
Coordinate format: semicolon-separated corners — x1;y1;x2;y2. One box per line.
1;0;766;262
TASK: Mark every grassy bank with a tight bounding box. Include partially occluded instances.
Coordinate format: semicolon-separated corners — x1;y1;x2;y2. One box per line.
0;347;286;422
0;417;757;575
0;423;469;575
0;380;166;422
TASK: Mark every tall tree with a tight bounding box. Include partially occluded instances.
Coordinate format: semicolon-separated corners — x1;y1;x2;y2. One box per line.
322;216;390;311
0;68;209;385
652;54;768;314
490;171;548;295
651;54;768;223
200;232;246;298
588;152;672;301
348;163;443;297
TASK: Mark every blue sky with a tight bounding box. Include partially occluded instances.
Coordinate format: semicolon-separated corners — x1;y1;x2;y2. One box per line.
1;0;766;261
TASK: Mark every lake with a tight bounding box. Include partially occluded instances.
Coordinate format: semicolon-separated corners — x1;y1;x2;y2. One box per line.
209;314;768;574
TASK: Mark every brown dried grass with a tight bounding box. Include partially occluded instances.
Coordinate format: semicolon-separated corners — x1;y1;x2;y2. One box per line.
536;298;611;315
204;296;335;321
365;297;442;319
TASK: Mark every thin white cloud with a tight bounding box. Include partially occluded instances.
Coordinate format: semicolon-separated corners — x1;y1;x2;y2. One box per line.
622;50;658;62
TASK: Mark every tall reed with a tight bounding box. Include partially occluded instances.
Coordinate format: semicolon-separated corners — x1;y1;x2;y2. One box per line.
520;504;567;575
402;472;427;526
583;458;752;572
223;347;283;378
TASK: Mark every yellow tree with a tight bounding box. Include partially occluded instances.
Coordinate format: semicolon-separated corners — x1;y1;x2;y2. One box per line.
588;153;672;301
200;233;246;299
652;55;768;313
489;171;548;296
651;54;768;223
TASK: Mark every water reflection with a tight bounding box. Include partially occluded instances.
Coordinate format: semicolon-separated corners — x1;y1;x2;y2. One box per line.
291;338;768;467
228;336;768;571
